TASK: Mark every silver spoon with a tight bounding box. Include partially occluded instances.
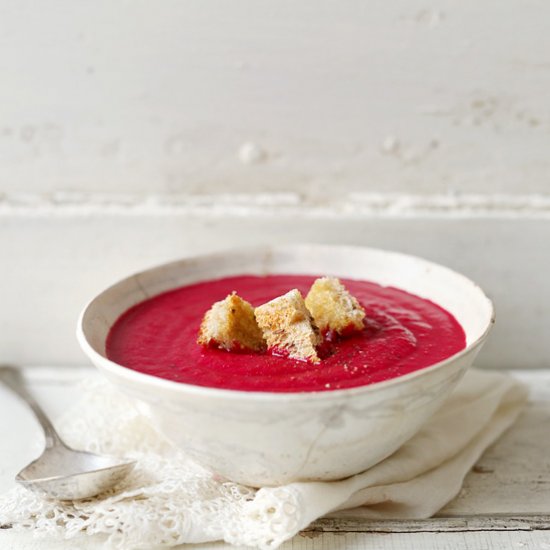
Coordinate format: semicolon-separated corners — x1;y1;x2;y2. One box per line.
0;366;136;500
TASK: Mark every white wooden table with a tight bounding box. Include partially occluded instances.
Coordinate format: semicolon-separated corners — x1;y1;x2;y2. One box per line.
1;367;549;550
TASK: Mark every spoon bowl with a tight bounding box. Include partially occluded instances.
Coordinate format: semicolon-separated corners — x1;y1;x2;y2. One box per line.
16;445;136;500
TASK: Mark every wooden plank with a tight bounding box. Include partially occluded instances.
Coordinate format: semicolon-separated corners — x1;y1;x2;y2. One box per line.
1;529;550;550
2;215;550;370
308;515;550;533
291;531;550;550
3;2;550;199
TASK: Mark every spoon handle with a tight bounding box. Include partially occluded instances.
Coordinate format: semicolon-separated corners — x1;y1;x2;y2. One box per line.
0;366;63;448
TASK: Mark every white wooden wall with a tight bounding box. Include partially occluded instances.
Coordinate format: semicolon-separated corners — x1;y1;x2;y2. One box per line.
1;1;549;367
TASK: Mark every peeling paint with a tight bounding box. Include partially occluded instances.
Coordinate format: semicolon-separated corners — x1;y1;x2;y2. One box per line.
238;142;267;165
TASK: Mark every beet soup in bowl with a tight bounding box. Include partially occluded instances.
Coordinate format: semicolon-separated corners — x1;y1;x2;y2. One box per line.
77;244;494;487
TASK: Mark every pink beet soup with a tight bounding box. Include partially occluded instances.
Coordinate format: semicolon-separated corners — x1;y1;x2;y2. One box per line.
106;274;466;393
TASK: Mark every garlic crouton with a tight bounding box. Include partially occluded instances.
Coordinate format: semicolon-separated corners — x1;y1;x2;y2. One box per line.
254;289;321;363
197;292;266;352
305;277;365;335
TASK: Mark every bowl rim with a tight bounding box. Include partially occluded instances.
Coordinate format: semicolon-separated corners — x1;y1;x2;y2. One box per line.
76;243;495;402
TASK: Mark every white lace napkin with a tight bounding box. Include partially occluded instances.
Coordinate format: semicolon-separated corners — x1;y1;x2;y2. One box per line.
0;368;528;549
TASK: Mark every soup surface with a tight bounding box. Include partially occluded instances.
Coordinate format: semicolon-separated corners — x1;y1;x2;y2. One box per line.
106;274;466;392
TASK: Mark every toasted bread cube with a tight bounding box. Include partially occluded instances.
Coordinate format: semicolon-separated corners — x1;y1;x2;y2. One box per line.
254;289;321;363
305;277;365;335
197;292;265;352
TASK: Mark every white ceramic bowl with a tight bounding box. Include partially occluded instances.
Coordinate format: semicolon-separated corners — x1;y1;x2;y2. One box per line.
77;244;494;487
